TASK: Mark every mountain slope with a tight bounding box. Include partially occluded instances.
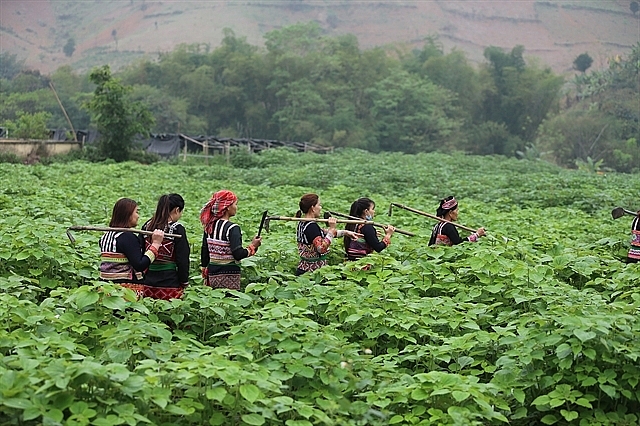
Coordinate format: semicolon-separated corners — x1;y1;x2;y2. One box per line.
1;0;638;75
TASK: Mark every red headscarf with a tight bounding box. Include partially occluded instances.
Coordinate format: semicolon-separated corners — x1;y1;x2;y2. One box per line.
200;190;238;234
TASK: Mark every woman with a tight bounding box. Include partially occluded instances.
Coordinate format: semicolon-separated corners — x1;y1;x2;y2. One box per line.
141;194;190;300
99;198;164;298
627;211;640;263
295;193;361;275
200;190;261;291
428;196;485;246
344;197;395;261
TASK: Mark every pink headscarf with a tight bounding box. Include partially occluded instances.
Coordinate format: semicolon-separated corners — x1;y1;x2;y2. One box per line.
200;190;238;234
441;197;458;210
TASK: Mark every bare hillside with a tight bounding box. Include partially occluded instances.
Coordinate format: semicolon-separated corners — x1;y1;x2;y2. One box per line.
1;0;638;75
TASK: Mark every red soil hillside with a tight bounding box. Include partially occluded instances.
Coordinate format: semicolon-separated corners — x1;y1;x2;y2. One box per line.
1;0;638;76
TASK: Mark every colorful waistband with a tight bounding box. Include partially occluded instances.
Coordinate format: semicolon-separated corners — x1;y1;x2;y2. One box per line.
148;262;177;271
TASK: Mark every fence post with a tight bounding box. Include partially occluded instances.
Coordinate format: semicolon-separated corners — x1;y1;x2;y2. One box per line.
183;140;187;162
225;142;230;165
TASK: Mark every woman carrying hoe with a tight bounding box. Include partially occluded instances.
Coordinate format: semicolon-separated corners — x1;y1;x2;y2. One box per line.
429;196;485;246
295;193;361;275
200;190;261;291
141;194;190;300
344;197;395;262
99;198;164;298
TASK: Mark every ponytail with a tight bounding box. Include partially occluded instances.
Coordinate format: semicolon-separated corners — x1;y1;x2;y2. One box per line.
344;198;374;252
297;194;319;217
147;193;185;231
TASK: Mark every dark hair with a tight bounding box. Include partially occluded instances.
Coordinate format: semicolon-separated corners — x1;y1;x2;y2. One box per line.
109;198;138;228
296;193;319;218
436;195;457;218
344;197;375;251
146;193;185;231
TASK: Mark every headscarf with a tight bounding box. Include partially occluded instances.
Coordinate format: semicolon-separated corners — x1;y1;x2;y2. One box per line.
200;190;238;234
441;197;458;211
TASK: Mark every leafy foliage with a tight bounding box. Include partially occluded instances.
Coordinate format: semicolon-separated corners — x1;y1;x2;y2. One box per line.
573;53;593;73
539;44;640;172
2;111;52;139
63;38;76;58
0;150;639;425
0;28;637;171
84;65;154;162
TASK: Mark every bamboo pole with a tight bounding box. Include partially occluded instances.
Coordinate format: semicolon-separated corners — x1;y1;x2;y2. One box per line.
326;210;415;237
49;82;77;142
266;216;371;225
67;225;182;238
389;203;478;233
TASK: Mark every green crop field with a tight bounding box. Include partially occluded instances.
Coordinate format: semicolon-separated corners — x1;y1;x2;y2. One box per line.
1;149;639;425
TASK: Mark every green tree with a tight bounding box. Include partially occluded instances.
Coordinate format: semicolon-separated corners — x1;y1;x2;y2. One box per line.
367;70;461;153
631;1;639;15
573;53;593;73
272;78;328;142
129;84;206;134
63;38;76;57
540;45;640;172
0;52;25;81
481;45;563;150
3;111;52;139
85;65;154;162
402;36;444;75
0;90;58;123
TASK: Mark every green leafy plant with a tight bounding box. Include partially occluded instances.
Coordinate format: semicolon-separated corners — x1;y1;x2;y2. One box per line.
0;151;639;425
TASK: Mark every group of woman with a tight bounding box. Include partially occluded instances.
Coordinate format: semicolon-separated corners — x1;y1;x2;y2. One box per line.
99;190;639;300
99;194;190;300
99;190;261;300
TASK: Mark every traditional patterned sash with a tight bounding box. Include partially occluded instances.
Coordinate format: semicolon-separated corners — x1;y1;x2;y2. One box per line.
432;222;452;247
99;231;142;281
206;219;240;266
296;221;331;272
346;224;373;260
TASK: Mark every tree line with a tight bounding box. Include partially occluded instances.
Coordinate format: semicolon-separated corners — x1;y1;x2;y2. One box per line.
0;22;638;171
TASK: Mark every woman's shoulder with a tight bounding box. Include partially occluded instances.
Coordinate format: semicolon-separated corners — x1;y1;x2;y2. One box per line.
168;221;187;233
303;221;321;231
441;222;457;232
116;231;140;243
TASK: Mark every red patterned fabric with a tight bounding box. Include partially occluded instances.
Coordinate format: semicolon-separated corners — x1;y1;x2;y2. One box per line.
144;286;184;300
200;190;238;234
206;273;241;290
120;283;145;299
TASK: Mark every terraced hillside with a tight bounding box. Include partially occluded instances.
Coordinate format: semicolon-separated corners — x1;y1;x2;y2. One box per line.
1;0;637;74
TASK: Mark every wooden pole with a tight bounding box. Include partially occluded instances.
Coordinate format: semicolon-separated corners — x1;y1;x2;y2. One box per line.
67;225;182;238
389;203;478;233
326;210;415;237
49;82;77;142
267;216;371;225
183;140;187;162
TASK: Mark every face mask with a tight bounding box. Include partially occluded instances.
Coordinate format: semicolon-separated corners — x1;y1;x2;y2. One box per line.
365;214;373;221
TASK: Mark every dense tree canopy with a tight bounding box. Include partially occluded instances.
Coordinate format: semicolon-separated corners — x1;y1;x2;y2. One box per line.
537;44;640;172
0;25;637;172
85;65;154;162
573;53;593;73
